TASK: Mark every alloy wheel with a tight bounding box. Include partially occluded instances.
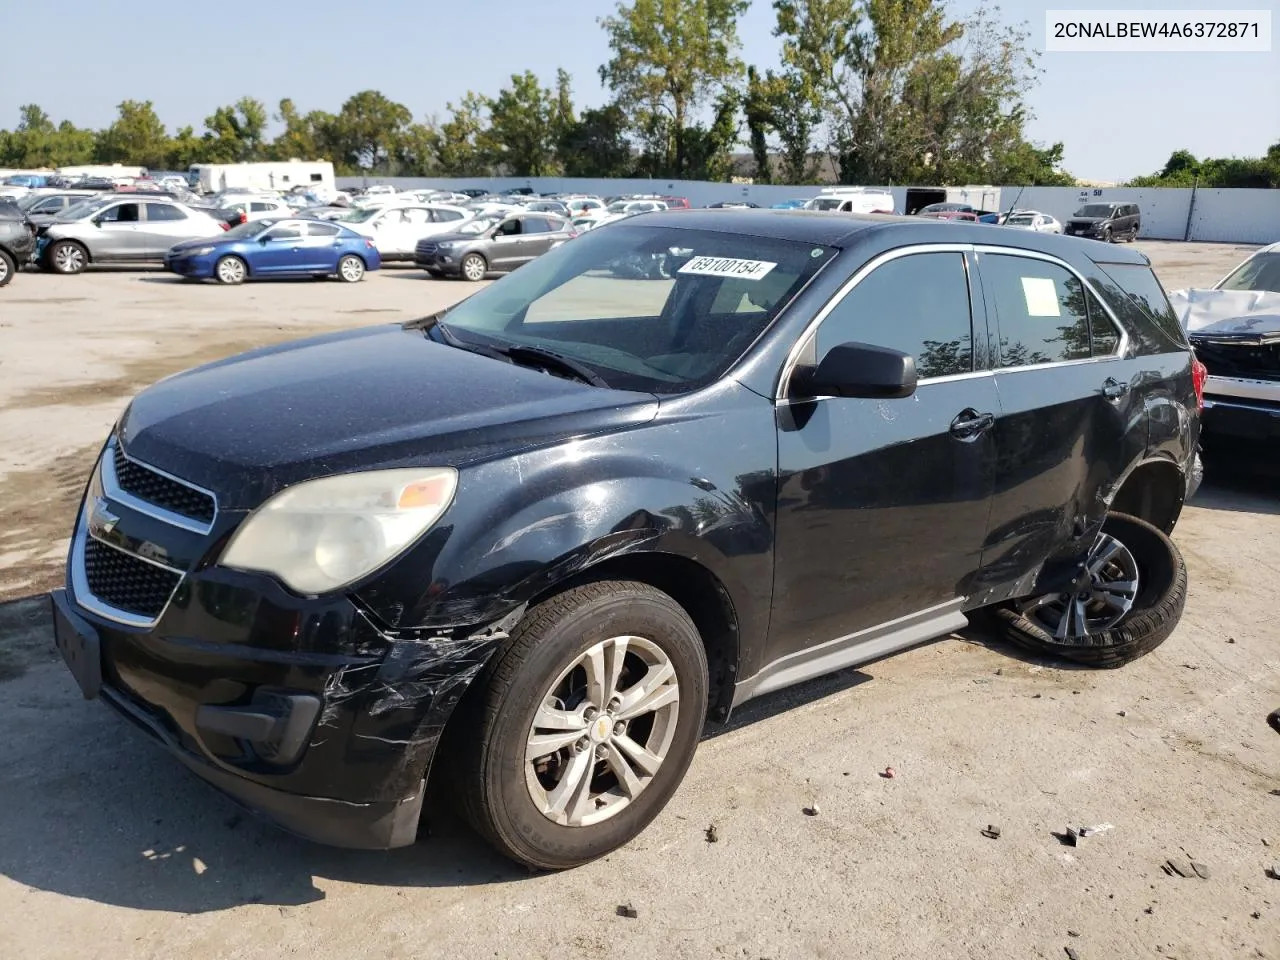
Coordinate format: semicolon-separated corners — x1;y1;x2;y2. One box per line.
525;635;680;828
0;256;9;285
53;244;85;274
340;256;364;282
1016;532;1140;641
463;255;485;281
217;257;245;284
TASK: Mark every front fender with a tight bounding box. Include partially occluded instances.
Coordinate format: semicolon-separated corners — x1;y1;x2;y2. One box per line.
353;395;779;662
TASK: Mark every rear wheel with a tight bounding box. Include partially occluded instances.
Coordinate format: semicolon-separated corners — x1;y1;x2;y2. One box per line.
461;253;487;282
214;255;247;285
0;249;14;287
985;513;1186;668
457;581;708;870
49;240;87;275
337;254;365;283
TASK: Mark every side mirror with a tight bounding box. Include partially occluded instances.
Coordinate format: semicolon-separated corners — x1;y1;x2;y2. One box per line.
790;341;917;400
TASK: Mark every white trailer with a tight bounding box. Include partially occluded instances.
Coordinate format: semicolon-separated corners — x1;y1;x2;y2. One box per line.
56;163;147;179
187;160;335;195
904;185;1002;215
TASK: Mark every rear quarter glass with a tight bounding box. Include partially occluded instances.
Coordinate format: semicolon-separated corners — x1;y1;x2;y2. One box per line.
1096;263;1188;350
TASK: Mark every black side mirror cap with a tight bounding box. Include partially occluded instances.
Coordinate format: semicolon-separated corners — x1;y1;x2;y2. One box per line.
790;341;918;400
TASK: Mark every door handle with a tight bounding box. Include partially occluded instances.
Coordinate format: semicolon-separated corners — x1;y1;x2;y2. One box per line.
950;408;995;439
1101;377;1130;400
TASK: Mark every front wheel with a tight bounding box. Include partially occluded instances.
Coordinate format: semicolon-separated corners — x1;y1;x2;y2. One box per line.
337;254;365;283
0;249;15;287
1101;226;1113;243
49;240;87;275
984;513;1187;668
457;581;708;870
215;255;247;285
461;253;487;282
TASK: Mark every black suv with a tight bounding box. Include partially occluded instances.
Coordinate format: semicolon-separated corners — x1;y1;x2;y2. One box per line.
1065;201;1141;242
0;199;36;286
50;211;1200;870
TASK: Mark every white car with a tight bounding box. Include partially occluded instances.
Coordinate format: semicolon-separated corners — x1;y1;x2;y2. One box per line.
362;184;398;196
225;196;294;222
605;199;668;215
564;197;608;219
1003;210;1062;233
339;203;474;261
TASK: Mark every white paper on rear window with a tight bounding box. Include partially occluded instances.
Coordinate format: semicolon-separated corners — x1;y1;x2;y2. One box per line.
1021;277;1061;317
677;256;777;280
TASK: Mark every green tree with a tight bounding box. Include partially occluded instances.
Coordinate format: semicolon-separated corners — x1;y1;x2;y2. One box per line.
683;89;741;181
270;98;333;160
396;120;443;175
599;0;749;177
774;0;1043;185
328;90;413;173
0;105;96;168
552;68;576;145
202;97;269;162
744;66;774;183
95;100;170;169
557;105;633;178
437;93;491;176
166;125;207;169
484;71;560;176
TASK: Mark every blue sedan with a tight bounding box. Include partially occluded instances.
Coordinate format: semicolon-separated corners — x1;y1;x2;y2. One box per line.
164;218;381;284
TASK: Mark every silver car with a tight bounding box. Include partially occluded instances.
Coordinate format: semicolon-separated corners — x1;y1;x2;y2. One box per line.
39;197;225;274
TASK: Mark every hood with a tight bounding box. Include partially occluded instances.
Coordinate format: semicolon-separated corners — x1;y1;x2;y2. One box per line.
169;236;225;253
119;324;659;509
1168;288;1280;335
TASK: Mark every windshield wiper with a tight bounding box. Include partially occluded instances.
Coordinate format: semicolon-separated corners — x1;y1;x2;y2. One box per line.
494;345;611;388
409;313;609;387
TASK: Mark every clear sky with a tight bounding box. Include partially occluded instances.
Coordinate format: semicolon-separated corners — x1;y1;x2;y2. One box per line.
1;0;1276;182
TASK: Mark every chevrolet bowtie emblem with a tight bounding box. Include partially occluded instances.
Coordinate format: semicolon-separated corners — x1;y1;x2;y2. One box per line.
90;497;119;536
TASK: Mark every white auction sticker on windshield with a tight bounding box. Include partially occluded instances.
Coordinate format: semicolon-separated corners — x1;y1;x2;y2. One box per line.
677;256;777;280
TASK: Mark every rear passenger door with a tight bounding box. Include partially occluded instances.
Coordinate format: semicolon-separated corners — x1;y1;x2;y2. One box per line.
518;217;559;262
139;203;193;258
300;221;343;271
973;248;1143;604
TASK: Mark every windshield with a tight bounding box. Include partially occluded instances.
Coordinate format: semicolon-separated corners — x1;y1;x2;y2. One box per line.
60;198;113;220
1006;214;1035;225
223;220;276;239
606;202;632;213
431;224;836;393
1075;204;1117;218
921;203;968;212
456;217;498;235
1217;252;1280;293
336;207;381;223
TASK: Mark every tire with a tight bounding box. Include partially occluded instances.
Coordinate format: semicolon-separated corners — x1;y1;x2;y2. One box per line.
214;255;247;285
0;249;14;287
456;581;708;870
461;253;487;282
337;254;365;283
985;513;1186;668
1101;226;1113;243
48;240;87;275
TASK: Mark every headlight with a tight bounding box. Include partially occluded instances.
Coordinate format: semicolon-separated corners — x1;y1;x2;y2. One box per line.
220;468;458;594
189;246;215;256
436;241;459;250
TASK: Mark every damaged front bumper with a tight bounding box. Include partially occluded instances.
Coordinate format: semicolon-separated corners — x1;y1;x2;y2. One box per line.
50;579;521;849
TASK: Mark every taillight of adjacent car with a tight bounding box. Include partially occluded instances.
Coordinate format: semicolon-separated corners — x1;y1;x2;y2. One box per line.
1191;354;1207;411
219;222;229;231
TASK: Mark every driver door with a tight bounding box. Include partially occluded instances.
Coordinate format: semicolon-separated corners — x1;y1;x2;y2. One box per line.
92;202;145;261
254;224;305;274
769;248;999;662
488;217;527;270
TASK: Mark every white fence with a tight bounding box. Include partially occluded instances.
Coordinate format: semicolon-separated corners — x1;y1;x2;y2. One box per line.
336;175;1280;246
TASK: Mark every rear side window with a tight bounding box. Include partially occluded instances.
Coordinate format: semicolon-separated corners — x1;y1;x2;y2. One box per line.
523;217;552;234
981;254;1091;366
815;252;975;379
1098;263;1185;345
433;208;464;222
306;222;340;237
145;203;187;222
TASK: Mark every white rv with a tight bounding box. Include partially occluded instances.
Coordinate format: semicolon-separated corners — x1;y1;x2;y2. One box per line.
187;160;335;195
904;185;1001;216
803;187;897;215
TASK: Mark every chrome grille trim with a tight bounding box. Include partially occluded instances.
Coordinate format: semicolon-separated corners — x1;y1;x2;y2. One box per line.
102;438;218;535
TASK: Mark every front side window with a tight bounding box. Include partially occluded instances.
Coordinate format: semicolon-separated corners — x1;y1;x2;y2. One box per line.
814;252;975;380
434;225;836;393
982;255;1092;367
99;203;139;223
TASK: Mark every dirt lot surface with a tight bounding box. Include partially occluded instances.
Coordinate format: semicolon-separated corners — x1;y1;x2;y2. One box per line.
2;243;1277;959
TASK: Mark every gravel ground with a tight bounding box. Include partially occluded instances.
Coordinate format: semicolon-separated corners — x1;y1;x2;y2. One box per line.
0;243;1276;960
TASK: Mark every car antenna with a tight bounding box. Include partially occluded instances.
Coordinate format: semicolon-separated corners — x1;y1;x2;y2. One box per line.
1002;186;1026;223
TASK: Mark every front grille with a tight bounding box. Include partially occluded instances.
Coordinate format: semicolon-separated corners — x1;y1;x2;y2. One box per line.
83;536;181;620
1192;340;1280;380
113;444;215;524
416;242;438;257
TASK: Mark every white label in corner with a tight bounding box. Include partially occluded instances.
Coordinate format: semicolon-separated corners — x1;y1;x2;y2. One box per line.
677;256;778;280
1021;276;1062;317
